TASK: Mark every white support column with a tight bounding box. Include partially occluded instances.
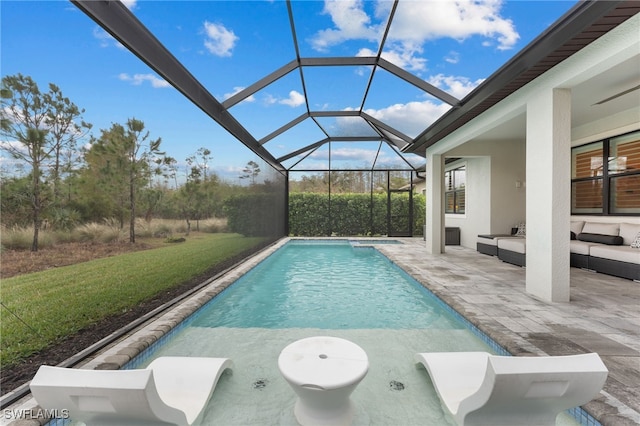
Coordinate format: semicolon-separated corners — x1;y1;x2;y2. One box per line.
525;88;571;302
425;151;444;254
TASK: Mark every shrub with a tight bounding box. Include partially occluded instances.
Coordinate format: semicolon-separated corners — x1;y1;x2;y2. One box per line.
151;223;173;238
165;236;186;243
174;222;188;233
200;218;228;233
46;207;81;231
0;226;33;250
73;222;105;242
0;226;57;250
73;219;126;243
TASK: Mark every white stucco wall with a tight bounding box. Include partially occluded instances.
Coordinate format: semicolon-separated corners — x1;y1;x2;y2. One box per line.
444;139;526;249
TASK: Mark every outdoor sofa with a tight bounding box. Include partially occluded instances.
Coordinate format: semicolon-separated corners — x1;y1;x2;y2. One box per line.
570;221;640;281
477;221;640;281
477;228;525;267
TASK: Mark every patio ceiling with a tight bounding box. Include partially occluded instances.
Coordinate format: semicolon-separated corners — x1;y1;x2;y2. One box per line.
71;1;638;173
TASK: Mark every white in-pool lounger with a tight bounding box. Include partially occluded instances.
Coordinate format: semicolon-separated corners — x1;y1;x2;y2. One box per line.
415;351;607;426
30;356;233;426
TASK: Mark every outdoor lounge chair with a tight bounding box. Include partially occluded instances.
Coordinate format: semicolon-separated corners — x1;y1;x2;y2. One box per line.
415;351;607;426
29;356;233;426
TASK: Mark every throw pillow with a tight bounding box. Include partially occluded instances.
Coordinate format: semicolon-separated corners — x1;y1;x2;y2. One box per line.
570;231;576;240
515;222;526;237
631;232;640;249
577;233;623;245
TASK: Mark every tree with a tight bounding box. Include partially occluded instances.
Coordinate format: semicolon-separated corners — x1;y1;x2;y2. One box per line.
119;118;163;242
80;118;163;242
240;160;261;185
80;128;130;225
186;147;213;182
43;83;91;203
0;74;87;251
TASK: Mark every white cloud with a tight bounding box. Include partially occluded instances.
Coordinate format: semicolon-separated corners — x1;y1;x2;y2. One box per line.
263;91;305;108
279;91;306;107
92;27;118;49
307;146;373;162
329;147;377;162
311;0;519;71
383;45;428;71
118;73;171;88
428;74;484;99
388;0;519;49
222;87;256;103
363;100;452;138
445;51;460;64
305;146;404;168
203;21;238;57
120;0;137;10
0;140;27;155
357;46;427;71
92;26;130;50
264;94;278;105
310;0;380;52
0;154;26;174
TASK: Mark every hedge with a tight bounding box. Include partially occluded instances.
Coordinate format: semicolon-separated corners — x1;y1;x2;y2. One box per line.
288;192;425;236
223;192;425;237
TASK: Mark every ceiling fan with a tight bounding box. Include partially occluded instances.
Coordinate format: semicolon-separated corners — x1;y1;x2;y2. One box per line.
593;84;640;105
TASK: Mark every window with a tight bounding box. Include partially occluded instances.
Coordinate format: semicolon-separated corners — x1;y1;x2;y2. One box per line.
571;131;640;215
571;142;603;213
445;165;465;214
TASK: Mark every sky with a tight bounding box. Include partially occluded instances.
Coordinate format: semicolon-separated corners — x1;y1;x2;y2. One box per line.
1;0;577;183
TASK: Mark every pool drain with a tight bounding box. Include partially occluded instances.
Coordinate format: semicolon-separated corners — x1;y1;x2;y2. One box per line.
253;379;268;390
389;380;405;391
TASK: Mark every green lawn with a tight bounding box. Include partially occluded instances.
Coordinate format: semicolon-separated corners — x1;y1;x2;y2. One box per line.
0;233;266;368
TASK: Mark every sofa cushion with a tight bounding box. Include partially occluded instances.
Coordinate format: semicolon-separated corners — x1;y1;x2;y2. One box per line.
619;223;640;246
577;233;623;245
589;245;640;265
570;240;595;255
498;238;526;253
582;222;619;236
477;235;522;247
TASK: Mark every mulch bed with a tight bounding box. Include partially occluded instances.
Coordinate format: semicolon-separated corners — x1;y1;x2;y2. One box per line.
0;243;270;397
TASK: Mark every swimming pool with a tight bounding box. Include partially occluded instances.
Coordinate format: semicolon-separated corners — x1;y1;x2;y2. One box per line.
188;240;463;329
108;239;582;426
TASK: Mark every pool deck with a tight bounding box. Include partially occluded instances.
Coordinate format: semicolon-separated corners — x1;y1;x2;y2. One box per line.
376;238;640;426
4;237;639;426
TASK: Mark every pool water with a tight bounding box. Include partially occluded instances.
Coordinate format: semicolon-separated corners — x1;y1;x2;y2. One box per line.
124;240;580;426
190;240;462;329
